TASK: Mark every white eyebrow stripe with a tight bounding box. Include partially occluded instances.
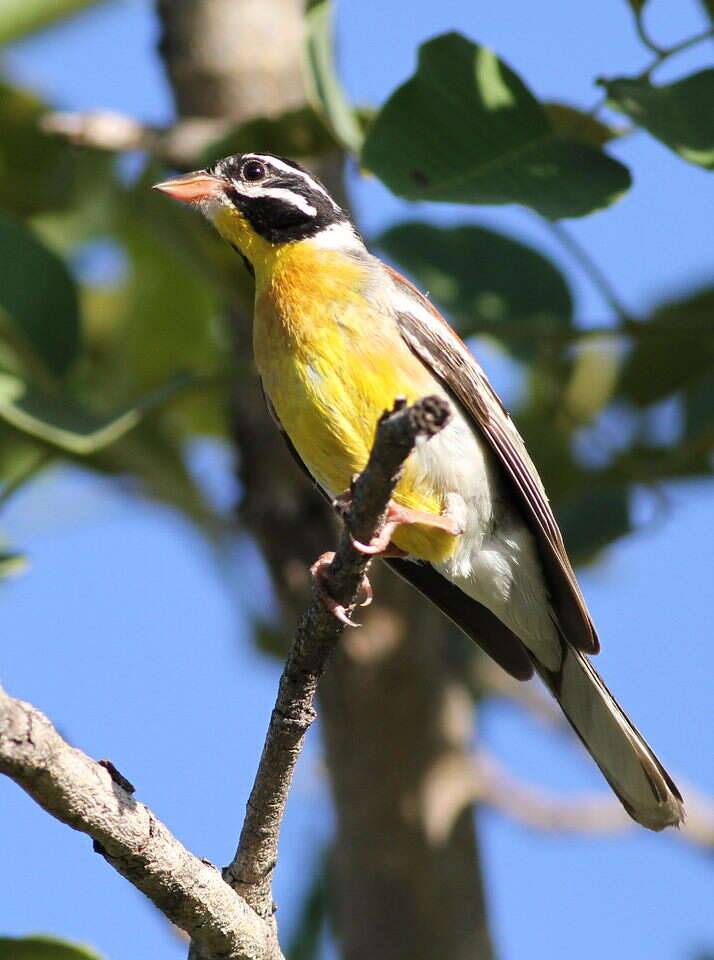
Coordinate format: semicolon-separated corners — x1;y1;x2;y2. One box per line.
231;182;318;217
246;154;341;210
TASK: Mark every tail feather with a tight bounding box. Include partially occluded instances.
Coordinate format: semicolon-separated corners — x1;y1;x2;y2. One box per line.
531;643;684;831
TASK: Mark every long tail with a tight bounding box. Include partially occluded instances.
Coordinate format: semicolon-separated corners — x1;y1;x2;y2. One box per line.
530;643;684;831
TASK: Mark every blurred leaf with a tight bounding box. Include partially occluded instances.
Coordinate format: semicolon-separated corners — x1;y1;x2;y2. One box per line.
619;288;714;405
199;106;338;167
286;847;330;960
0;936;103;960
0;0;106;44
378;221;573;359
563;339;622;423
0;370;197;455
303;0;363;153
602;70;714;169
0;548;28;578
0;81;70;216
625;0;648;14
700;0;714;26
362;33;631;219
254;618;290;658
0;212;79;376
90;419;221;533
683;373;714;445
543;102;622;147
558;483;631;563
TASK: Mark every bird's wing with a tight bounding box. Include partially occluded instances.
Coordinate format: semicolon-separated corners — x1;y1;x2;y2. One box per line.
387;266;599;654
262;382;534;680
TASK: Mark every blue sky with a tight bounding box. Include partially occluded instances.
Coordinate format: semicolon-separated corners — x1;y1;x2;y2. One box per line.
1;1;713;958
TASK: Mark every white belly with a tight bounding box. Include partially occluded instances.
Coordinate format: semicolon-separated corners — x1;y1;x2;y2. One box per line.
417;402;561;669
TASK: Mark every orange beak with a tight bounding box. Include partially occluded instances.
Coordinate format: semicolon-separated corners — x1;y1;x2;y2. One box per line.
152;170;228;204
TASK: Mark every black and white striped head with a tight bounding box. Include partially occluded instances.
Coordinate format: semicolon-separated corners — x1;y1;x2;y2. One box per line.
210;153;349;243
154;152;354;247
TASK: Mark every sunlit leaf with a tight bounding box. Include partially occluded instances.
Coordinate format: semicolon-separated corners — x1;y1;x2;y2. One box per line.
378;221;573;359
0;213;79;376
619;288;714;404
602;70;714;169
362;33;631;219
0;548;28;578
303;0;363;153
0;370;197;455
0;936;103;960
562;340;622;424
543;102;622;147
0;0;106;44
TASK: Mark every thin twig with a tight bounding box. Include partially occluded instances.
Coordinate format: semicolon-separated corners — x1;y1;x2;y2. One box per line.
40;110;231;169
0;685;281;960
543;220;635;325
223;395;452;920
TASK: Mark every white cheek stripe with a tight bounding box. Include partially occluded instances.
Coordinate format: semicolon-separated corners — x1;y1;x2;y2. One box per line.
246;153;341;210
231;183;318;217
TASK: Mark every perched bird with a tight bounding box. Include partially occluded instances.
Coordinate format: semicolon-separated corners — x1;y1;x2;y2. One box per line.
154;152;683;831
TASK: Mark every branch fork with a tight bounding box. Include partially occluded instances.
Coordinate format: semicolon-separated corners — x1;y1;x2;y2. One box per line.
0;396;452;960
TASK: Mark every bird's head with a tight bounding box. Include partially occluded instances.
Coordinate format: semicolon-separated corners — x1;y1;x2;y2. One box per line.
154;152;357;276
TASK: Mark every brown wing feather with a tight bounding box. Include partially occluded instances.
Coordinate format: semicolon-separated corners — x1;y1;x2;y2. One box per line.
387;265;599;655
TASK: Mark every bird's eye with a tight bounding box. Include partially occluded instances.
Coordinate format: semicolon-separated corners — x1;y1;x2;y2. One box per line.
241;159;267;182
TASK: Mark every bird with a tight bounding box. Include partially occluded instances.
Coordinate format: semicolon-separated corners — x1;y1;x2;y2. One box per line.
154;152;684;831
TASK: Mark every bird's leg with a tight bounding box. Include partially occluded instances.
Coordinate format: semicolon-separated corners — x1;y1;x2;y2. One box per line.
333;488;465;558
310;551;372;628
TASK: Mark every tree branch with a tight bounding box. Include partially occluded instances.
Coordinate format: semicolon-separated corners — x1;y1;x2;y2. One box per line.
0;395;451;957
472;752;714;848
223;395;452;920
40;110;230;169
0;685;281;960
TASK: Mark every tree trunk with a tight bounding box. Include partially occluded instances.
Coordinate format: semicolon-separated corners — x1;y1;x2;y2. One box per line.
154;3;494;957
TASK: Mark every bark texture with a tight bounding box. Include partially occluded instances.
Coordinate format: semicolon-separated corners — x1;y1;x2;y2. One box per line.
154;2;494;957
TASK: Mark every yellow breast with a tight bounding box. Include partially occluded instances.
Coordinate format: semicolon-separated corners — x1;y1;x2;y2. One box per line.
252;241;457;562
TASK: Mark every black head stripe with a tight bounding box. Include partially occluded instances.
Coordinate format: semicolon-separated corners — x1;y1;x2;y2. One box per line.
214;152;347;243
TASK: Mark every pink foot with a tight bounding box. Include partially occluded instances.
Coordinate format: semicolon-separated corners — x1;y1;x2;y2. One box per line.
351;501;463;556
310;552;372;627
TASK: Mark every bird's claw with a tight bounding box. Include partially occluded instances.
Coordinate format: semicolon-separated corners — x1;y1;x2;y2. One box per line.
310;551;372;627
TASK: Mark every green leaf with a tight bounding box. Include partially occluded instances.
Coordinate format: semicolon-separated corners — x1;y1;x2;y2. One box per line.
0;370;197;455
602;70;714;169
543;102;622;148
625;0;648;15
0;213;80;376
0;936;103;960
0;548;28;578
0;0;106;45
619;288;714;405
0;83;80;218
302;0;363;153
199;105;338;167
683;373;714;444
361;33;631;219
377;221;573;359
700;0;714;27
558;484;631;563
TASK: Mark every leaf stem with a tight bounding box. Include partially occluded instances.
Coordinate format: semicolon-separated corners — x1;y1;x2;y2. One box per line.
636;24;714;79
543;220;634;326
0;450;54;509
